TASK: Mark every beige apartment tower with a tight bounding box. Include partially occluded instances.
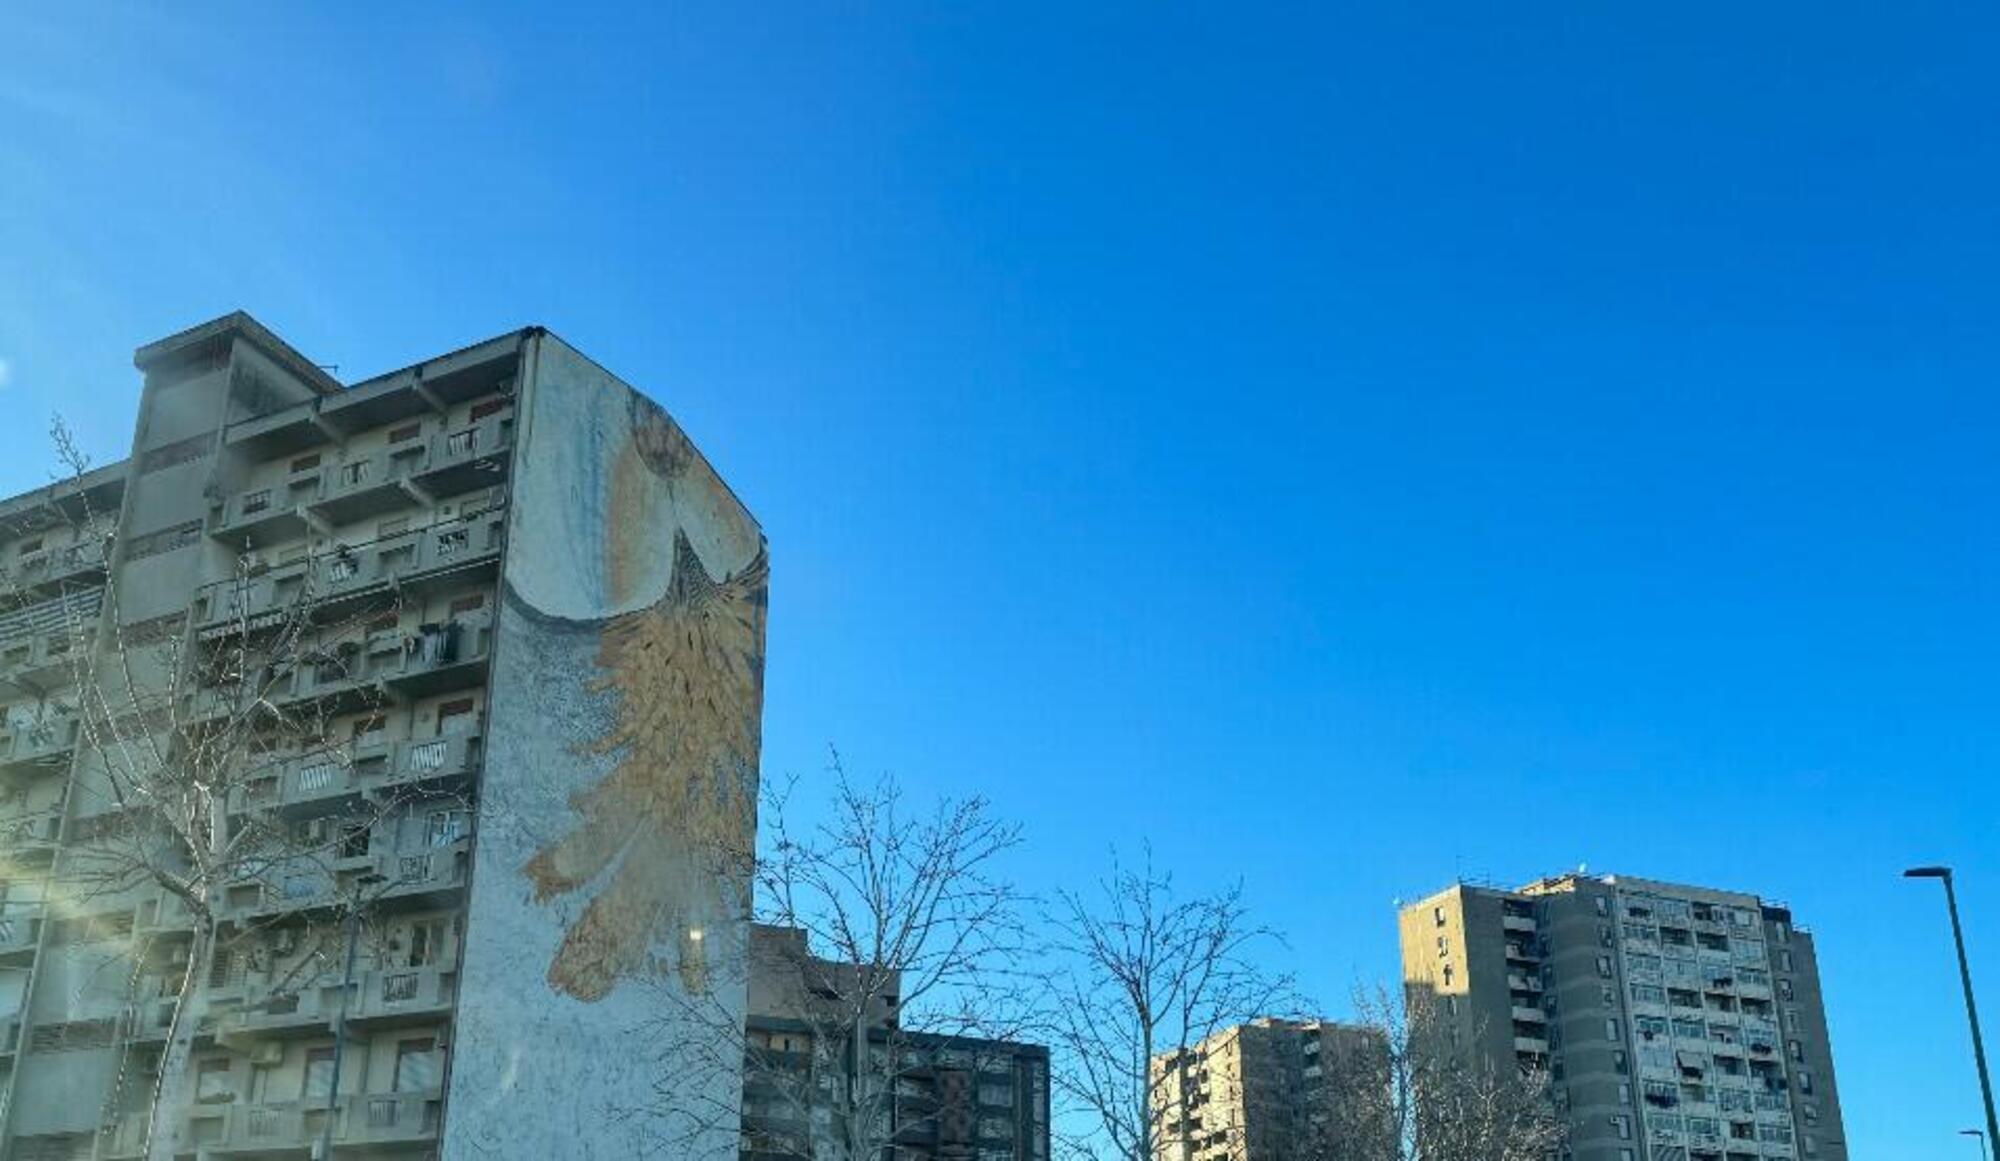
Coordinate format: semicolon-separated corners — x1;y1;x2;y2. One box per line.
1400;874;1847;1161
1151;1018;1386;1161
0;313;769;1160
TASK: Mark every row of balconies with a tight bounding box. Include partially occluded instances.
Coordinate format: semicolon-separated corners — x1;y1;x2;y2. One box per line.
212;964;458;1042
196;506;506;634
187;613;491;722
101;1088;444;1157
231;731;482;816
211;414;513;549
219;838;471;922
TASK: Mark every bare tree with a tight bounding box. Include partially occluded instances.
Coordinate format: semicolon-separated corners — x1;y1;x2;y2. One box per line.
632;752;1033;1161
1308;987;1565;1161
4;424;462;1161
1044;850;1296;1161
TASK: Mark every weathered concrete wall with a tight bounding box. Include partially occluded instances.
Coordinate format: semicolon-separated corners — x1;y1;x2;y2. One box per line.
442;335;766;1160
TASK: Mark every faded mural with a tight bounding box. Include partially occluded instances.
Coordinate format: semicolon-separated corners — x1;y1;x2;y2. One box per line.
442;336;766;1160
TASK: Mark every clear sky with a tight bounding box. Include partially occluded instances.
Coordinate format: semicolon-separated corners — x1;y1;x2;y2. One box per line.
4;4;1996;1156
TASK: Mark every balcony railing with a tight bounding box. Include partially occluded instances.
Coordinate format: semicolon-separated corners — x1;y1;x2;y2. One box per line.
349;965;455;1022
229;730;481;814
195;507;506;631
0;719;80;773
0;807;62;853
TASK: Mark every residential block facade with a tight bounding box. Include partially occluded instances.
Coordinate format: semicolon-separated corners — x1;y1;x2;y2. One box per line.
743;924;1051;1161
1151;1018;1387;1161
1400;874;1847;1161
0;313;768;1160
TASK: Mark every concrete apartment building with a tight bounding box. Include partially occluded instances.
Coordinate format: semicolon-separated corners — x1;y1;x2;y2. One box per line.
0;313;769;1160
743;924;1051;1161
1400;874;1846;1161
1151;1018;1387;1161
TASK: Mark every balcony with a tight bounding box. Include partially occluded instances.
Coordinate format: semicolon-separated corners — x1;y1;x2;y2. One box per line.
1501;913;1538;934
307;451;430;525
1511;1004;1548;1025
0;718;79;776
191;614;491;726
0;807;63;861
214;982;339;1042
1506;971;1543;992
0;633;83;694
230;731;481;816
347;965;456;1027
1511;1034;1549;1054
410;413;512;498
209;478;327;550
218;839;469;922
195;507;506;633
5;537;109;603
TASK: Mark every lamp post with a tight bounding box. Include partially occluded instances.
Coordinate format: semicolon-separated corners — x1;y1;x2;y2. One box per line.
1963;1129;1990;1161
1905;866;2000;1151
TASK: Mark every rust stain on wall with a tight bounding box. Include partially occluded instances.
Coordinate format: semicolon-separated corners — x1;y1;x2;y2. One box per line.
523;397;767;1003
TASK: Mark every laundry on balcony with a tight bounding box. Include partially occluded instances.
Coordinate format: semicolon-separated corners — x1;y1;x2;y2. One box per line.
405;622;460;666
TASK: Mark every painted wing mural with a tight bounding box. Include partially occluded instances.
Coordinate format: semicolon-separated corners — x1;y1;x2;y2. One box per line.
520;399;769;1003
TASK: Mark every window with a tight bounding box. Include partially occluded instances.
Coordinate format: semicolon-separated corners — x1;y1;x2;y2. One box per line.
408;920;446;968
196;1057;234;1102
1433;905;1447;927
470;398;510;421
1611;1114;1632;1140
290;453;322;473
389;423;422;444
302;1047;336;1100
447;593;485;616
437;697;477;737
445;429;477;456
396;1038;440;1093
1630;983;1666;1005
435;528;468;558
240;489;272;515
426;810;467;847
1605;1018;1621;1042
1597;955;1614;978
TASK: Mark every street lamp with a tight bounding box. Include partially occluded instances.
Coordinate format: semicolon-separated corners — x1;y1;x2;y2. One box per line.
1905;866;2000;1151
1963;1128;1989;1161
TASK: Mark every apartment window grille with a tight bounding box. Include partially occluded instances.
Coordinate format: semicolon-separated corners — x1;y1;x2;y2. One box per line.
241;490;272;516
445;429;477;457
341;461;371;486
435;528;468;559
384;973;421;1003
139;432;215;473
408;740;448;773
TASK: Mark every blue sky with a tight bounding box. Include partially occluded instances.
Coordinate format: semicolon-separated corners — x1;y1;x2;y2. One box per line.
4;3;1997;1155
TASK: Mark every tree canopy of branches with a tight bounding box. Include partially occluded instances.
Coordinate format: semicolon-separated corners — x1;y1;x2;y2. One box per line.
634;752;1032;1161
1045;850;1296;1161
1309;987;1566;1161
